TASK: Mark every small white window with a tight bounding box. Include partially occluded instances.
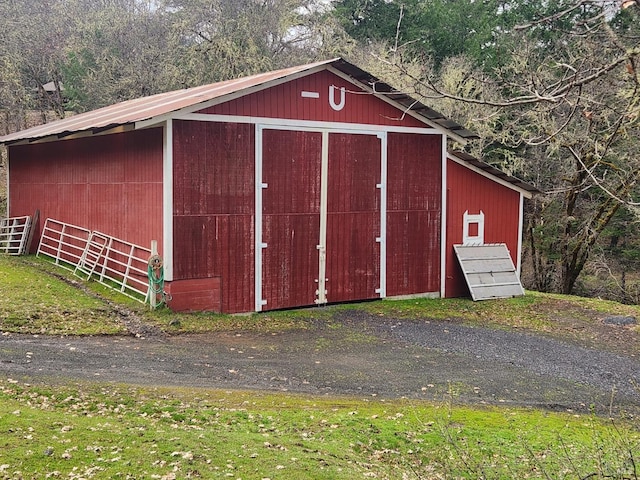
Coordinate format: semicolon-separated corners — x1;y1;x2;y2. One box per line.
463;210;484;245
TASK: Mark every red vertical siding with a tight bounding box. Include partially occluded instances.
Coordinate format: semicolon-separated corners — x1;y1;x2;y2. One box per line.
172;120;254;313
8;129;164;253
386;133;442;296
199;71;426;128
261;129;322;310
326;133;381;302
445;159;521;297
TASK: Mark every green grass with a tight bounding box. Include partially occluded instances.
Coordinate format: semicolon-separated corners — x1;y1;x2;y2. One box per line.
0;255;125;335
2;255;639;350
1;378;638;479
1;255;640;477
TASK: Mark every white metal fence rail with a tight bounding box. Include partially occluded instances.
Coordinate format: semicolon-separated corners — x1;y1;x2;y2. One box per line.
37;218;150;303
37;218;91;268
0;215;32;255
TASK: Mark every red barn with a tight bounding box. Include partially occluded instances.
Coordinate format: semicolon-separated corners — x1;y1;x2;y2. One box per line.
0;58;536;313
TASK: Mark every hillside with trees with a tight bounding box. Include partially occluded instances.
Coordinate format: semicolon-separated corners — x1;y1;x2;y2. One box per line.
1;0;639;302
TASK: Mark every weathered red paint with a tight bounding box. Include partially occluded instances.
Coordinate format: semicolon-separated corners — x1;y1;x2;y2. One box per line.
165;278;221;312
326;133;381;302
386;133;442;296
200;70;426;128
172;120;255;313
8;129;163;253
5;60;530;313
445;158;521;297
261;129;322;310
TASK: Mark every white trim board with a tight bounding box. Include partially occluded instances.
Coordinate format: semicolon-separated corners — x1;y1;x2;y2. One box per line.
162;119;174;281
168;112;441;136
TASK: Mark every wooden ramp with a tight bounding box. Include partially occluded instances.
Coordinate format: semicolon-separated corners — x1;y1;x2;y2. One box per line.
453;243;525;301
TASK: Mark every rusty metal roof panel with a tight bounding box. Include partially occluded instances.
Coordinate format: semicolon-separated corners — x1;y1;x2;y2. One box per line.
0;60;335;144
0;58;478;144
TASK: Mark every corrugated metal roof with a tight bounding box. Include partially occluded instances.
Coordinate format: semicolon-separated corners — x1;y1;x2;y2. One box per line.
0;58;477;145
449;150;540;196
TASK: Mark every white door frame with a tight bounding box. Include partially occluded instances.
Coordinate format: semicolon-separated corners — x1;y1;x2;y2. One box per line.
254;124;386;312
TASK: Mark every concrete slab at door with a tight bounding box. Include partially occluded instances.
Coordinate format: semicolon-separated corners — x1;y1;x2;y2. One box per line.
326;133;381;302
261;129;322;310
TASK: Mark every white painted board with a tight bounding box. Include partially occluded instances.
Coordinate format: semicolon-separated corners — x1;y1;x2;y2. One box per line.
453;243;525;301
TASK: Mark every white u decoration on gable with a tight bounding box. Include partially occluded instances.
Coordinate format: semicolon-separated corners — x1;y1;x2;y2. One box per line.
329;85;346;111
463;210;485;245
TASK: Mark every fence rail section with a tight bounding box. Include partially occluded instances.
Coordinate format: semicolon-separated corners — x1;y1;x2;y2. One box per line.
0;215;32;255
37;218;150;302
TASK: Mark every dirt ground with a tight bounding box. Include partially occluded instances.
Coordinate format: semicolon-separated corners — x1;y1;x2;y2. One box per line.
1;309;639;416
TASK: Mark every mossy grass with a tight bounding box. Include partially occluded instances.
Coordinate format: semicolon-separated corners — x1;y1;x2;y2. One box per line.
0;255;124;335
3;255;640;344
1;378;638;479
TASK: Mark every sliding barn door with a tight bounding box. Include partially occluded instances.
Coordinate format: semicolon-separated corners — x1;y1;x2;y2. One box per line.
261;129;322;310
325;133;381;302
259;128;382;310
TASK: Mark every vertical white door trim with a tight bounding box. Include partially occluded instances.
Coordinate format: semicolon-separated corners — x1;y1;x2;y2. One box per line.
316;131;329;304
254;124;267;311
516;193;524;276
440;135;448;298
256;125;390;309
376;132;387;298
163;119;174;281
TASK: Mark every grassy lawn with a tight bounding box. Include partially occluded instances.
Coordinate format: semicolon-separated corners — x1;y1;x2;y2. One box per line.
1;254;639;478
1;379;638;479
0;256;125;335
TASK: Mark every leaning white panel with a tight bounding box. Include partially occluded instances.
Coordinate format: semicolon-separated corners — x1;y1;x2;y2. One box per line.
453;243;525;301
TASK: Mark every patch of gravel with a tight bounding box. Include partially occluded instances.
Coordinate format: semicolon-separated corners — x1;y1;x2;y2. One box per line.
1;309;638;416
382;317;638;398
603;315;637;326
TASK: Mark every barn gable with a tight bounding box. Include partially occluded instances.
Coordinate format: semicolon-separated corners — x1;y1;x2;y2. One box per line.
1;58;537;313
197;69;427;128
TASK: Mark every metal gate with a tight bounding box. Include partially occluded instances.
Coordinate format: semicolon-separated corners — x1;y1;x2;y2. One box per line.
0;215;32;255
37;218;152;302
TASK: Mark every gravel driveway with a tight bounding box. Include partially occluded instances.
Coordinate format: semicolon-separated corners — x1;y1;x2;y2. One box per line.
1;310;639;415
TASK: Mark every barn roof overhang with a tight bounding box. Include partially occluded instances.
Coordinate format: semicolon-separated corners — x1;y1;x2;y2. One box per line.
0;58;478;146
448;150;540;198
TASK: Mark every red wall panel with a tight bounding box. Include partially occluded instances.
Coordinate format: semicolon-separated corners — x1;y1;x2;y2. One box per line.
8;129;164;252
326;133;381;302
199;70;426;128
261;129;322;310
445;159;521;297
172;120;255;313
386;133;442;296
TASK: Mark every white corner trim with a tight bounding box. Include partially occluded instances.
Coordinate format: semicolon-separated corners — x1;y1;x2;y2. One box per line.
163;119;174;281
440;134;448;298
517;193;524;276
